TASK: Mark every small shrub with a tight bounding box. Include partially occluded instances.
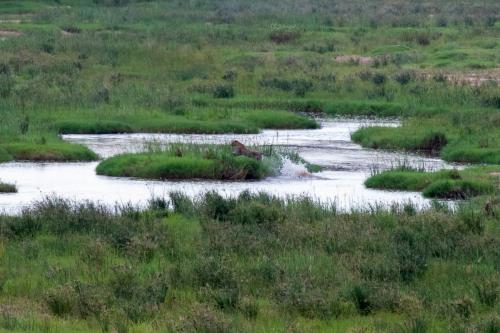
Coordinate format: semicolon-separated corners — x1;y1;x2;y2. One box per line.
206;287;240;311
394;71;416;85
169;192;195;216
213;84;234;99
259;77;313;96
45;285;78;316
79;239;107;268
269;30;301;44
478;316;500;333
222;70;237;81
201;192;235;221
404;318;428;333
420;132;447;152
452;297;474;319
195;256;238;290
94;87;110;104
481;94;500;109
351;285;371;315
62;26;81;34
0;73;14;98
372;73;387;85
475;278;499;307
180;305;233;333
239;297;259;319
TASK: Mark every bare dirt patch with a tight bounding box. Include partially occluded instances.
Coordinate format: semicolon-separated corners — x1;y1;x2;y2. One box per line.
335;55;374;64
0;19;21;24
428;69;500;86
0;29;21;37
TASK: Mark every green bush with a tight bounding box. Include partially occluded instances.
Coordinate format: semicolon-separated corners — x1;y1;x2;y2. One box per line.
213;84;235;99
423;180;493;199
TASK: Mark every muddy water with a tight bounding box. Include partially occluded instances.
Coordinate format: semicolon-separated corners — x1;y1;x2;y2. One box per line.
0;119;455;213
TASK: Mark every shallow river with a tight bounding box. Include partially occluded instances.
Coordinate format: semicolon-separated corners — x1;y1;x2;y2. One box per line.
0;119;455;213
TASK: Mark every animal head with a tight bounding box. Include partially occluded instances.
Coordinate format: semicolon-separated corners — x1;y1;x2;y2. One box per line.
231;140;245;148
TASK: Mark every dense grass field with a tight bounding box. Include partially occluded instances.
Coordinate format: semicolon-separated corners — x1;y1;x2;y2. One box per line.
0;194;499;333
0;0;498;162
0;0;499;332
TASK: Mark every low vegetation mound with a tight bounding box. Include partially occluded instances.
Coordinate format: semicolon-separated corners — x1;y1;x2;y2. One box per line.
0;181;16;193
366;166;498;199
1;142;98;162
96;144;275;180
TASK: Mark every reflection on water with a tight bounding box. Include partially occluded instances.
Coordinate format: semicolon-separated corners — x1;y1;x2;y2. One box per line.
0;119;457;214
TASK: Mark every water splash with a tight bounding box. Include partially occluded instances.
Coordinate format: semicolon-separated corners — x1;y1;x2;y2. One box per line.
279;158;311;178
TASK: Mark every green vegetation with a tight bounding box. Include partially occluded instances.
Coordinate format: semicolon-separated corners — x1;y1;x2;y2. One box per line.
0;181;16;193
1;142;98;162
96;144;275;180
0;193;498;332
0;0;498;162
366;166;499;199
0;1;499;331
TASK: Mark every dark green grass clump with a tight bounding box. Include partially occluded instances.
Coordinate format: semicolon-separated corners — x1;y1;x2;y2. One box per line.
366;167;497;199
56;120;133;134
352;126;448;154
55;110;318;135
96;145;271;180
1;142;98;162
56;117;260;135
0;193;498;332
0;182;16;193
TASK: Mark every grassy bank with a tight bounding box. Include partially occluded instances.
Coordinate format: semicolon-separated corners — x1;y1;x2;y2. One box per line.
352;108;500;164
55;109;318;135
96;144;276;180
365;166;500;199
0;193;498;332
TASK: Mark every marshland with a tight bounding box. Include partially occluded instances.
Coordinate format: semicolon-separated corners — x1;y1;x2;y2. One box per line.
0;0;499;332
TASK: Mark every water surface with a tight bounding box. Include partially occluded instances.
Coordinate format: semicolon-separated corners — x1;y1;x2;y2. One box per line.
0;119;455;213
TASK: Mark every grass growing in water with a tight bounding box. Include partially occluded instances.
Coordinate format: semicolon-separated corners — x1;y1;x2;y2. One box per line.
1;142;98;162
0;181;16;193
96;144;277;180
366;166;499;199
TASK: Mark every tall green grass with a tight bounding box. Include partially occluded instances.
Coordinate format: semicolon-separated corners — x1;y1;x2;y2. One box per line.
0;193;498;332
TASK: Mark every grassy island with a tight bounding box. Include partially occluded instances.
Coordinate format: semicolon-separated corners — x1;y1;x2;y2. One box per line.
96;145;275;180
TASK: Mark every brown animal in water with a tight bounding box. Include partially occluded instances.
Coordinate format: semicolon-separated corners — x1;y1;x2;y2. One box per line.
231;140;263;161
